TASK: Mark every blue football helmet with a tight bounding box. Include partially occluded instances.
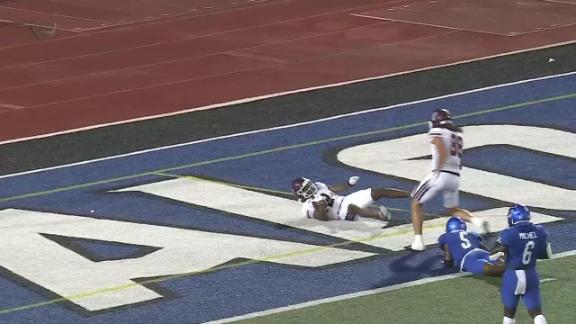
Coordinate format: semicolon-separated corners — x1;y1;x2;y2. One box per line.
446;216;467;233
507;203;531;226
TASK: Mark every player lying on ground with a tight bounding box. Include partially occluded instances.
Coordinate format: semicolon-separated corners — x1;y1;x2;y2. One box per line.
438;216;505;276
291;176;410;222
494;204;552;324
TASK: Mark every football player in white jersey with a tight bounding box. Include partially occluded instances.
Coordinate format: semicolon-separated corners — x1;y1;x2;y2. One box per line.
291;176;410;222
407;108;489;251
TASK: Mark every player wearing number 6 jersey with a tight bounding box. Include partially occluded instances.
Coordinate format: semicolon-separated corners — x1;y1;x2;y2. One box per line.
498;204;551;324
291;176;410;222
408;108;489;251
438;217;504;276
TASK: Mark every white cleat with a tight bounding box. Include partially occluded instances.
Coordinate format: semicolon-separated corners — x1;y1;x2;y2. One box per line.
405;241;425;252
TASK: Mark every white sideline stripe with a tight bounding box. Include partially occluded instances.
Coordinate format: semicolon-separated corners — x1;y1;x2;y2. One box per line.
1;39;575;147
207;250;576;324
0;70;575;181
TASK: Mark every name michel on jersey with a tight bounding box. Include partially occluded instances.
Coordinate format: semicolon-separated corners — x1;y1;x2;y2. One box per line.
518;232;538;240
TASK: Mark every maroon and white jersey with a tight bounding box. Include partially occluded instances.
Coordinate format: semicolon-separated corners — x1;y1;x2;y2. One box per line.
301;182;344;220
301;183;377;221
428;127;463;174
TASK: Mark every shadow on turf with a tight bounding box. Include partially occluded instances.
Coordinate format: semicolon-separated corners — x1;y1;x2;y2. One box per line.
370;251;503;289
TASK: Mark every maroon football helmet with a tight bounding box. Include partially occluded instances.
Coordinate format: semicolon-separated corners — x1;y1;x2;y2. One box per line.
429;108;453;129
291;177;317;201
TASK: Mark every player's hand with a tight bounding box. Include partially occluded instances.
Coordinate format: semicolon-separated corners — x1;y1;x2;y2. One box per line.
489;252;505;262
348;176;360;186
311;194;327;205
441;258;453;267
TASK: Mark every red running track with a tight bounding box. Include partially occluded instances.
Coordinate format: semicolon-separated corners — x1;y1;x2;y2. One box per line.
0;0;575;142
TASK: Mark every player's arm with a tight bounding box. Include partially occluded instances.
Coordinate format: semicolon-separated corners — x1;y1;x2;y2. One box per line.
490;233;507;253
311;198;330;221
441;244;453;267
536;226;553;259
543;242;553;259
328;176;360;194
431;137;448;173
536;242;553;259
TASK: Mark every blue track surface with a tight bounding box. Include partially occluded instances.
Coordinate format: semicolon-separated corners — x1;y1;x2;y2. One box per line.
0;73;575;323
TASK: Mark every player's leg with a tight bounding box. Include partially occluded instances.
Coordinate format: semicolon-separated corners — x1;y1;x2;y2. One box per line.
447;207;490;234
501;270;521;323
483;263;505;277
370;188;410;200
407;174;441;251
442;175;490;234
523;269;547;324
462;250;504;276
346;204;383;220
404;199;428;250
340;189;389;221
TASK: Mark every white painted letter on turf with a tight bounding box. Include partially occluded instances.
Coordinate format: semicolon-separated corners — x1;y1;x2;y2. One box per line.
338;125;576;210
0;209;373;311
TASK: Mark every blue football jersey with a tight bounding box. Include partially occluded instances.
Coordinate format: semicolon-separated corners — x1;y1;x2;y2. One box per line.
499;222;548;270
438;230;483;267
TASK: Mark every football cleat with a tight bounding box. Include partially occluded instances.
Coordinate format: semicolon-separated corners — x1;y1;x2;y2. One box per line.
404;243;426;252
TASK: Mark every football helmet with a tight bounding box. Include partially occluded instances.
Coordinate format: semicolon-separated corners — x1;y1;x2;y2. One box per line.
291;177;318;200
507;203;531;227
429;108;453;129
445;216;467;233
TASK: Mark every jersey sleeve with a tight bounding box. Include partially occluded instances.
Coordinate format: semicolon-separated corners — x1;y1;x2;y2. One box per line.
535;224;549;241
315;182;328;191
499;228;512;246
428;127;444;138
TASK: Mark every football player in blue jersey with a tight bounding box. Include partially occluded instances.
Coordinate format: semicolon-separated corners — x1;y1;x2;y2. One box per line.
498;204;552;324
438;216;505;276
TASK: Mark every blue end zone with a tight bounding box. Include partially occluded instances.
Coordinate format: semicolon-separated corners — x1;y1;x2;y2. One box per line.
0;73;575;323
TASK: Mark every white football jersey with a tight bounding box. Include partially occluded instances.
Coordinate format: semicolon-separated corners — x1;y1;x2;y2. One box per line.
301;182;344;220
428;127;462;173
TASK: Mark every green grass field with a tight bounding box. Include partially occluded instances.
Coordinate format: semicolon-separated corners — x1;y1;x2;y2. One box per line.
235;255;576;324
